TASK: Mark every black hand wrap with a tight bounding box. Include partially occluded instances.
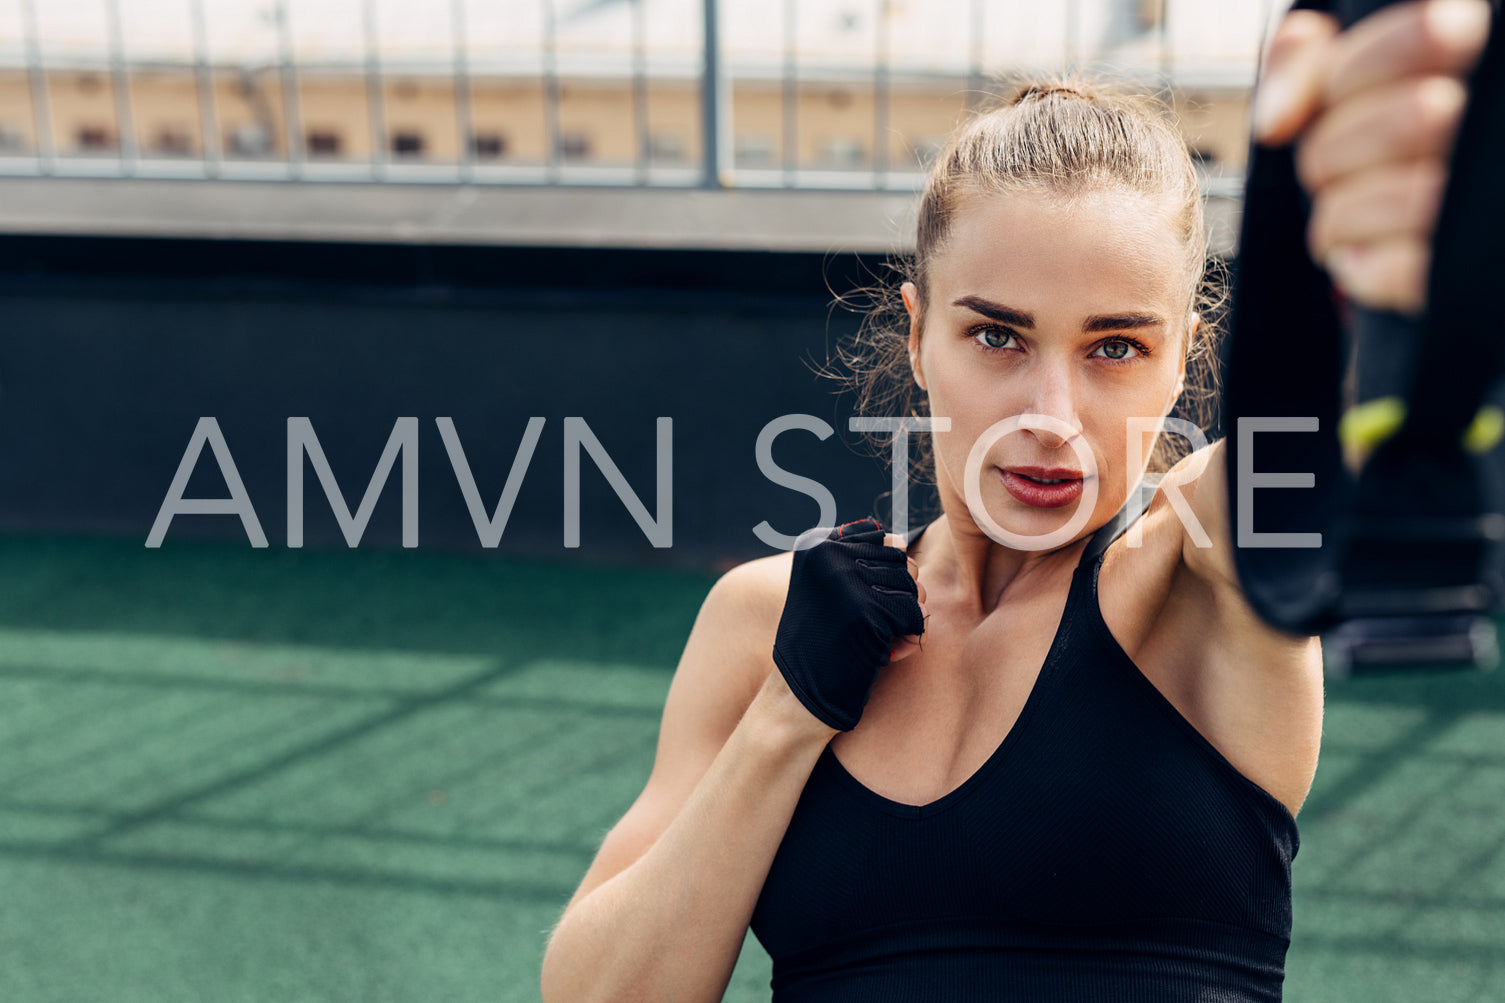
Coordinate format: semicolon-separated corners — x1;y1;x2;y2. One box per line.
771;518;926;732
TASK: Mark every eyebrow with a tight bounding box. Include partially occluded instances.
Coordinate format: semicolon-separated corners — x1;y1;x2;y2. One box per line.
951;295;1166;333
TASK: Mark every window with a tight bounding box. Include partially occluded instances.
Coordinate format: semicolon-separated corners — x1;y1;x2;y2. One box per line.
152;125;193;156
307;129;343;156
1188;146;1218;169
559;132;591;161
391;130;425;157
76;126;114;152
647;132;684;164
0;124;28;153
470;132;506;159
735;133;775;168
226;124;273;157
820;137;866;170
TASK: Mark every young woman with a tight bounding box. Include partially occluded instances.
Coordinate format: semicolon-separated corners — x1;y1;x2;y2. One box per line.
540;1;1492;1000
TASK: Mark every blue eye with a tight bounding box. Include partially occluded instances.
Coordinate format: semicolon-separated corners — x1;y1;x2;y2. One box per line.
969;326;1152;364
971;326;1017;351
1095;339;1136;360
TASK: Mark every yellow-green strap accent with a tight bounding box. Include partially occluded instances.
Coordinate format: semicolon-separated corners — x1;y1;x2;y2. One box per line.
1337;396;1407;456
1338;397;1505;458
1464;405;1505;454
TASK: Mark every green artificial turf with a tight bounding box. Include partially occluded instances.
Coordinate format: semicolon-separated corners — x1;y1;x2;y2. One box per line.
0;532;1501;1001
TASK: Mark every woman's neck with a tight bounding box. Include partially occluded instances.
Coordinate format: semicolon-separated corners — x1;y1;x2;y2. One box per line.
917;510;1089;618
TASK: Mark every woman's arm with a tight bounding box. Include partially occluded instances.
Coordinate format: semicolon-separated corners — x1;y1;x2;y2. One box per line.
539;554;838;1003
1133;2;1489;817
1173;0;1492;611
1147;439;1326;818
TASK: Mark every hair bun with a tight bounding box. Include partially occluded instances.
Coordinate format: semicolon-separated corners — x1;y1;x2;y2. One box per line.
1013;84;1091;105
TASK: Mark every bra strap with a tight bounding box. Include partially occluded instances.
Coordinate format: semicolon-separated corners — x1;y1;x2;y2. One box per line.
1080;478;1160;566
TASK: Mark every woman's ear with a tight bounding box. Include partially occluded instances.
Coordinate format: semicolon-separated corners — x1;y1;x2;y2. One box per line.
901;282;926;391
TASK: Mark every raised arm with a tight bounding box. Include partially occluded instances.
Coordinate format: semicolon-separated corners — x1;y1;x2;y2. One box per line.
1178;0;1491;617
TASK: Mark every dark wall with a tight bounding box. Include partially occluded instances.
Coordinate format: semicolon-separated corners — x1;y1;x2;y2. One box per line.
0;235;941;569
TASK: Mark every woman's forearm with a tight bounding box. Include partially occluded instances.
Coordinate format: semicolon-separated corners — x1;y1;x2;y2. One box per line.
540;674;834;1003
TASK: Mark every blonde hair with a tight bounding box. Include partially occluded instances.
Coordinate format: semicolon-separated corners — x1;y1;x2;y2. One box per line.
831;75;1227;499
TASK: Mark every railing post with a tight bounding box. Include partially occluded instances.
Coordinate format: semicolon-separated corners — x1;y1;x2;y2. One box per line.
782;0;797;186
18;0;54;175
274;0;303;178
189;0;221;178
104;0;138;175
633;0;649;183
364;0;386;179
874;0;891;189
966;0;984;112
542;0;560;181
451;0;473;183
701;0;729;189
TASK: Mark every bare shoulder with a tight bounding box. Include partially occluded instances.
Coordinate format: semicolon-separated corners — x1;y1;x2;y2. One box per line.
1159;438;1320;658
1116;437;1275;606
655;551;795;747
1163;436;1236;588
554;550;793;918
702;551;795;653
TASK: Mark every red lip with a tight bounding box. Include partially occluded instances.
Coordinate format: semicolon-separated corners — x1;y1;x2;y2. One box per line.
1005;466;1085;480
998;467;1087;509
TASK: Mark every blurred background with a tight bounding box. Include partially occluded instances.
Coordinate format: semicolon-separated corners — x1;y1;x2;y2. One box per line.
0;1;1501;1001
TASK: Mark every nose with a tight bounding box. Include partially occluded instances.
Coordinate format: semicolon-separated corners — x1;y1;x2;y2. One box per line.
1019;360;1082;450
1022;419;1072;451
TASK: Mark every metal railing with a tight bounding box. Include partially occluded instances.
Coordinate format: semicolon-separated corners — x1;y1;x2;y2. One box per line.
0;0;1271;196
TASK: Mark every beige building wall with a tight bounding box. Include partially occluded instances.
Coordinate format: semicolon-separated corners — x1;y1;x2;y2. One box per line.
1173;91;1252;169
0;67;1250;174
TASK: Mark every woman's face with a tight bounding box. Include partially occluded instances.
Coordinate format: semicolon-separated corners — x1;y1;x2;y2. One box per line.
904;187;1191;551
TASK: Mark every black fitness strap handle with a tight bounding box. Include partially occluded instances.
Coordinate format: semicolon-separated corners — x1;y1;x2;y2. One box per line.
1225;0;1505;672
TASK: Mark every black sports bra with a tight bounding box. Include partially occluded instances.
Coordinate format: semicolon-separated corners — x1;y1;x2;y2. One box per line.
749;481;1299;1001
